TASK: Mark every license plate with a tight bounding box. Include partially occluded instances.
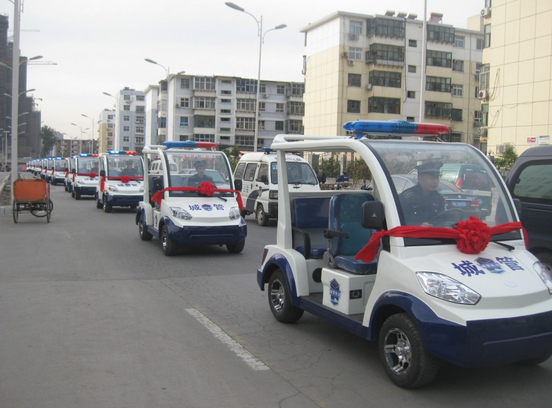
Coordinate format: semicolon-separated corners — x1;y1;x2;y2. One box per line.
451;201;467;207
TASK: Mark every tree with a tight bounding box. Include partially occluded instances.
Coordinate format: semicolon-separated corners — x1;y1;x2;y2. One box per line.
346;158;372;186
223;145;241;171
40;125;57;157
493;145;517;174
319;154;341;178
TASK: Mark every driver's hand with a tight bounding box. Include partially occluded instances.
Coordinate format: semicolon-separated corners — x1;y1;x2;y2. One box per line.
420;222;434;227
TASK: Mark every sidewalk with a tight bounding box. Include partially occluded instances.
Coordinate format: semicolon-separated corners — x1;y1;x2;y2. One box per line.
0;171;34;213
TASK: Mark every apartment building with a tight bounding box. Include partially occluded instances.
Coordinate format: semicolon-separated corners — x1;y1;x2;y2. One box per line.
147;74;305;151
97;109;116;152
108;87;147;152
479;0;552;155
301;10;484;146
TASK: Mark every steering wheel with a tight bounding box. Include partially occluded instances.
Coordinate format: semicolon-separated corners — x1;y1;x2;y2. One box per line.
429;208;467;227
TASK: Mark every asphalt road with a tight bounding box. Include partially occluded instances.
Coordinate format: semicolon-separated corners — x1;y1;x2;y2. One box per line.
1;183;552;408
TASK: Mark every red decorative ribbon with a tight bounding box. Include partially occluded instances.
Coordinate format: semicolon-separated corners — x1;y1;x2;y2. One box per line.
355;216;528;263
150;181;244;210
100;176;143;191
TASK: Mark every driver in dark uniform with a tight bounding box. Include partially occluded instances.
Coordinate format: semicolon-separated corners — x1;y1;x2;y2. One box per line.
399;161;444;227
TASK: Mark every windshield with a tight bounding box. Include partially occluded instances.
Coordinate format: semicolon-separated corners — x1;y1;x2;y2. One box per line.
269;161;318;185
366;141;518;236
163;150;233;197
77;157;99;174
107;156;144;177
55;160;66;170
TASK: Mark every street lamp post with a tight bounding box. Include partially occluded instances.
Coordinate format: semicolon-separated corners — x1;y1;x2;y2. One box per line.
70;123;89;153
81;114;96;153
144;58;169;77
225;2;286;152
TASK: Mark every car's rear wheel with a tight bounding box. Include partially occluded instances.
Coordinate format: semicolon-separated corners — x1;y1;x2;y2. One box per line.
138;213;153;241
256;205;269;226
227;240;245;254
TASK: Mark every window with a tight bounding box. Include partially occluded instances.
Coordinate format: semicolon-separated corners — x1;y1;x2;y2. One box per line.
349;47;362;60
123;105;130;111
236;117;255;130
237;79;257;93
123;136;130;142
452;59;464;72
194;97;216;109
291;83;305;96
180;98;190;108
179;135;189;141
108;132;113;137
453;36;465;48
408;65;416;73
287;120;303;133
221;99;231;104
369;71;401;88
194;77;216;91
426;76;451;92
451;84;463;97
194;134;215;143
277;85;285;94
136;116;145;124
276;103;284;113
258;120;265;130
425;102;452;118
408;39;417;47
236;99;256;112
484;24;491;48
260;84;266;93
476;38;484;50
180;78;190;89
451;109;463;121
221;117;231;122
480;64;490;91
136;95;145;101
195;116;215;128
368;17;405;38
220;109;231;114
426;50;452;68
288;102;304;115
347;100;361;113
158;117;166;129
368;97;400;114
257;163;269;182
136;106;145;112
179;117;189;127
136;126;144;134
348;73;361;87
513;164;552;204
123;126;130;132
275;121;284;131
108;115;114;120
221;90;231;95
367;44;405;63
406;116;415;122
124;95;131;100
236;136;255;147
350;21;362;34
107;141;113;147
124;116;130;121
407;91;415;99
258;102;266;112
427;24;455;43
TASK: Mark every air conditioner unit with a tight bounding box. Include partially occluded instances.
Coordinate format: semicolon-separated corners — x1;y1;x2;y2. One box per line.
496;144;506;154
478;89;488;100
348;59;354;66
366;84;373;90
341;52;348;58
348;33;359;41
263;94;268;98
176;104;181;108
481;8;491;18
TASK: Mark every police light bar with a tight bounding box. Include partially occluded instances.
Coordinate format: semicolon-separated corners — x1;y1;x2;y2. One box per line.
261;147;274;153
343;120;449;136
162;141;216;149
107;150;138;155
78;153;93;157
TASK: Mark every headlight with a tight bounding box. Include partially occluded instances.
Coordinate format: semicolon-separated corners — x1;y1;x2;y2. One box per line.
269;190;278;199
170;206;192;220
416;272;481;305
534;262;552;295
108;185;119;192
229;206;241;220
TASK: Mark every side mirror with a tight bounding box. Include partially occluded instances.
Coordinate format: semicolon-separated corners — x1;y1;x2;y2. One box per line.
152;177;164;193
260;175;269;184
234;179;242;191
361;201;385;230
99;170;106;177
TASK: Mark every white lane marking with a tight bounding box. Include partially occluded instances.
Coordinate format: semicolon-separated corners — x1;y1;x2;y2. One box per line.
186;308;270;371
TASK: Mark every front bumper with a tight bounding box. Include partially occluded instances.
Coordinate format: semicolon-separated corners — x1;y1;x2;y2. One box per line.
105;193;143;208
166;219;247;246
74;185;97;196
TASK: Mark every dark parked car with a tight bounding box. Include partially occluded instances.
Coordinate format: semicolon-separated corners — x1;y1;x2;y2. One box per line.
392;174;481;218
506;145;552;271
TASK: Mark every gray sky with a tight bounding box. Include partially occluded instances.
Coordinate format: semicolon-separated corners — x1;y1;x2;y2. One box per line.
1;0;484;144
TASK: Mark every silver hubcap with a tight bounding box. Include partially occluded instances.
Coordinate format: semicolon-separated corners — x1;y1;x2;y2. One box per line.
383;328;412;375
270;280;285;312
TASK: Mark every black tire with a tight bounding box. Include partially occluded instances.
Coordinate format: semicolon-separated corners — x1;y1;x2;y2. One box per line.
161;224;178;256
535;252;552;273
256;205;269;226
516;353;552;366
103;197;112;213
46;199;52;223
138;213;153;241
12;201;18;224
379;313;440;388
75;191;81;200
227;239;245;254
30;199;53;217
268;269;304;323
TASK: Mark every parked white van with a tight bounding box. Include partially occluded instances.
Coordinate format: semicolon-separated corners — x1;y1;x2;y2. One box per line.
234;149;320;226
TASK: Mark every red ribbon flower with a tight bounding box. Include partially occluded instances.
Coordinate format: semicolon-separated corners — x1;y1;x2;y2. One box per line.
199;181;215;196
120;175;130;184
355;216;527;263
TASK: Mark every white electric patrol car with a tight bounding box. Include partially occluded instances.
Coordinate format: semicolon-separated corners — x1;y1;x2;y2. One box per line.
136;141;247;256
95;150;144;213
50;157;68;186
71;153;99;200
257;120;552;388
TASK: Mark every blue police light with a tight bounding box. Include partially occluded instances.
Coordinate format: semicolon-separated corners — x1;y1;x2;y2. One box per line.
261;147;274;153
162;141;216;149
78;153;93;157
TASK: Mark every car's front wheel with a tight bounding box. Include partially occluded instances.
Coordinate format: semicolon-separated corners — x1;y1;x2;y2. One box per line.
268;269;304;323
161;224;178;256
256;205;269;226
379;313;440;388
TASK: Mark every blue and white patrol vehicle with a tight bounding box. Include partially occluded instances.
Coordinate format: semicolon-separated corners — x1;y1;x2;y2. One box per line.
136;141;247;256
64;156;75;193
257;120;552;388
50;157;67;186
71;153;99;200
95;150;144;213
